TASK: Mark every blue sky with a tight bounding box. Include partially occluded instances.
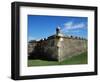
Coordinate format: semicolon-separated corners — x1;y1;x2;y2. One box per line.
28;15;88;41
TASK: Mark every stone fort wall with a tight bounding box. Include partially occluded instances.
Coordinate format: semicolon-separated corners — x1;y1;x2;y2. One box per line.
28;36;87;62
58;38;87;62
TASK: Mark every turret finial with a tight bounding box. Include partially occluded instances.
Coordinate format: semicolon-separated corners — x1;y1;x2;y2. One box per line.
56;26;61;35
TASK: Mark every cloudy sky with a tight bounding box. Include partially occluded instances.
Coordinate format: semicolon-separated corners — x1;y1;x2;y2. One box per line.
28;15;88;41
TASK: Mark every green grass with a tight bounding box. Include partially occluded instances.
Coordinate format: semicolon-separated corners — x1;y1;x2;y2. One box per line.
28;52;87;67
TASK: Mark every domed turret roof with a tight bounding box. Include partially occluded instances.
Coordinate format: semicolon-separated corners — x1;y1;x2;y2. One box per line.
57;26;61;30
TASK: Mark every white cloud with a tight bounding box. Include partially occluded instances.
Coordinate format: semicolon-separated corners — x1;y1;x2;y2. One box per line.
71;23;85;29
28;36;40;41
64;21;73;28
61;21;86;32
28;36;35;41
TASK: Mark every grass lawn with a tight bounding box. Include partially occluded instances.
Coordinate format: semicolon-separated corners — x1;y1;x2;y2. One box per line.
28;52;87;66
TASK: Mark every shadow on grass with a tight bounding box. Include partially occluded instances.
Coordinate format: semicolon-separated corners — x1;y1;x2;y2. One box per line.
28;51;88;66
28;53;57;61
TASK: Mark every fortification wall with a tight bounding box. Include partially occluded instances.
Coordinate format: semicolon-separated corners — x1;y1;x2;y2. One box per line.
58;38;87;62
43;39;58;60
28;37;87;62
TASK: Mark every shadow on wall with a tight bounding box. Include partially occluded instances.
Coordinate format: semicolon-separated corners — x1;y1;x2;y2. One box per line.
28;45;56;61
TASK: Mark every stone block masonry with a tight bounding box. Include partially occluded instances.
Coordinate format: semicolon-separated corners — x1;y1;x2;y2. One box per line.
28;27;87;62
57;37;87;62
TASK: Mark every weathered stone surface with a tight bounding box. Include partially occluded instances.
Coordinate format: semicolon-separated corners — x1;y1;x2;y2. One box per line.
28;27;87;62
58;38;87;62
28;36;87;62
